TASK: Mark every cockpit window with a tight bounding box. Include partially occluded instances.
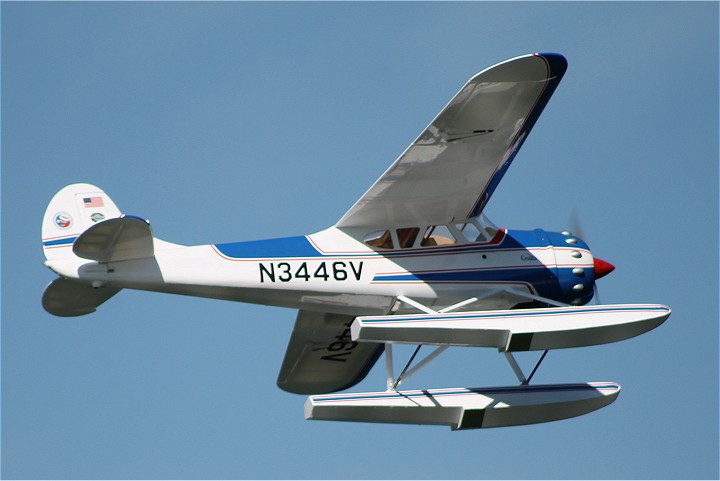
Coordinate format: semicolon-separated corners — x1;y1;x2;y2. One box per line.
477;214;499;240
364;222;490;250
454;221;486;243
420;225;457;246
363;230;394;249
396;227;419;248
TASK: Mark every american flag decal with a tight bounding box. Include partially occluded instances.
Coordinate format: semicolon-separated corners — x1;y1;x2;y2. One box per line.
83;196;104;208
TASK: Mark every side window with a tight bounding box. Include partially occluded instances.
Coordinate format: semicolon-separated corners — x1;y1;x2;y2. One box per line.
364;230;394;249
421;225;457;246
396;227;419;248
477;214;500;240
454;222;486;243
484;225;498;240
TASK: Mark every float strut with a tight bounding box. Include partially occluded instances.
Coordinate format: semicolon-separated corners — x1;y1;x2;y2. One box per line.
392;345;422;390
526;350;549;384
504;352;528;384
504;350;550;385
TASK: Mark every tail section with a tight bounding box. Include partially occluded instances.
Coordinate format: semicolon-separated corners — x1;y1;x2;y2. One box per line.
42;183;122;261
41;183;165;317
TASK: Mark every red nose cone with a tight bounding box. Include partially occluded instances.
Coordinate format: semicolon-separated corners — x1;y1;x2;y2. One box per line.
594;257;615;279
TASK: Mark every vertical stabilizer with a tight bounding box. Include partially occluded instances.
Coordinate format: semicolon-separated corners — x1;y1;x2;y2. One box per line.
42;183;122;261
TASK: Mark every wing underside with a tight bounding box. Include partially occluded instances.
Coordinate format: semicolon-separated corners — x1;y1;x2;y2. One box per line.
277;310;383;394
336;53;567;228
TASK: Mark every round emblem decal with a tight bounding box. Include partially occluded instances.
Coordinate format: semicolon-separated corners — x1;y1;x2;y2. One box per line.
54;212;72;230
90;212;106;223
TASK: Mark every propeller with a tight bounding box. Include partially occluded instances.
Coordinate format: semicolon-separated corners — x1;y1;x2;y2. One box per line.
567;209;615;304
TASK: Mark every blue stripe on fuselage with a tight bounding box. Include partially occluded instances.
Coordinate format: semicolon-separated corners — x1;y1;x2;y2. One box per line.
372;266;555;284
214;235;323;259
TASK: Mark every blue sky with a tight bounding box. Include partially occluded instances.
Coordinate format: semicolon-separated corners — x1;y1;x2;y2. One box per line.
2;2;718;479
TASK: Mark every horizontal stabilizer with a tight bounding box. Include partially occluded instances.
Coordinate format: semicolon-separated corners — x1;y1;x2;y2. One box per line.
73;216;154;263
306;382;620;430
42;277;121;317
351;304;671;351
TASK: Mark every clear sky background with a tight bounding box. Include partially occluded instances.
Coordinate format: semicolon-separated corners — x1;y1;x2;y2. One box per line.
2;2;718;479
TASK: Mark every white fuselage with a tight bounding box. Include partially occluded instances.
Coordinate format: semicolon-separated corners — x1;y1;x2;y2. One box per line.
45;225;596;316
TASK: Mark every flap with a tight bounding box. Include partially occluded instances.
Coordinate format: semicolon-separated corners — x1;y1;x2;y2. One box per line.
277;310;383;394
73;216;154;262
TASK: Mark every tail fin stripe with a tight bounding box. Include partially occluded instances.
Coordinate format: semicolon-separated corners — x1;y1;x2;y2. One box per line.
43;237;78;247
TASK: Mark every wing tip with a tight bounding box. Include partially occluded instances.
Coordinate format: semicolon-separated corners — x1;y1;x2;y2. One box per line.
534;52;568;76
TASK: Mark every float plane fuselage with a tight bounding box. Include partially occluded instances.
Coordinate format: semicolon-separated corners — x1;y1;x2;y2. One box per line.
41;53;669;430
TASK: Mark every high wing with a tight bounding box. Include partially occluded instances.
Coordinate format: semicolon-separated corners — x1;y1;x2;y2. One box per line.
336;53;567;228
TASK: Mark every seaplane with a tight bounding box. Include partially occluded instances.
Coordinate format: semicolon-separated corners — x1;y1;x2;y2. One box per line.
41;53;670;430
